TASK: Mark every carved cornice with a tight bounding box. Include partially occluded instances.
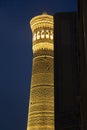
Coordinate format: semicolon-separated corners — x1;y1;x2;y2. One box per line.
33;42;54;52
33;48;54;57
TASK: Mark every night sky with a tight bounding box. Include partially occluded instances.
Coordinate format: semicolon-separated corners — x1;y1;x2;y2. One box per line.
0;0;77;130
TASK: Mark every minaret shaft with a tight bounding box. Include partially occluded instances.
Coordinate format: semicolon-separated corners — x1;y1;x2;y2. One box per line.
27;13;54;130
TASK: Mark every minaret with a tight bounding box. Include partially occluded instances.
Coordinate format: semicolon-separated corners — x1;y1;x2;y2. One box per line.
27;12;54;130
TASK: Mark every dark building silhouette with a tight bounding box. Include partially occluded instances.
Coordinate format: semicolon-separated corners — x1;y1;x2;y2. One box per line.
54;12;81;130
78;0;87;129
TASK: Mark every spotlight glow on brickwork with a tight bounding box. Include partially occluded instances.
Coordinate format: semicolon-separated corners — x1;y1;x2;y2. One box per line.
27;12;54;130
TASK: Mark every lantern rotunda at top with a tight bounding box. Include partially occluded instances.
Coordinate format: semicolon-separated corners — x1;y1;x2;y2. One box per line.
30;12;53;32
30;12;54;52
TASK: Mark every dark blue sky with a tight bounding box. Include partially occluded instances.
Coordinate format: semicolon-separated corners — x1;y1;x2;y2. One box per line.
0;0;77;130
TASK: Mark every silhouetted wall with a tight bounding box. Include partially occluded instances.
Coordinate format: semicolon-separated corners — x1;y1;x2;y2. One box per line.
54;12;81;130
78;0;87;129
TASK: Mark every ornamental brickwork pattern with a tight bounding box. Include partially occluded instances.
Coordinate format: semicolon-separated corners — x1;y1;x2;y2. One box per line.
27;13;54;130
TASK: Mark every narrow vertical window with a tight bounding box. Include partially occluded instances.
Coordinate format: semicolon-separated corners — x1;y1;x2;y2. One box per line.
41;30;45;38
50;30;53;40
37;31;40;39
33;33;36;41
46;30;49;39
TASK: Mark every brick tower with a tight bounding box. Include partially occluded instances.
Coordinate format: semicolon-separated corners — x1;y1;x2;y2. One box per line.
27;12;54;130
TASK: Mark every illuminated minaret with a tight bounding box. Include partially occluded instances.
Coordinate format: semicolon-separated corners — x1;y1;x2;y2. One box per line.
27;12;54;130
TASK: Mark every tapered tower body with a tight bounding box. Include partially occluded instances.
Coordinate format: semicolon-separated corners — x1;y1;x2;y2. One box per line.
27;13;54;130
